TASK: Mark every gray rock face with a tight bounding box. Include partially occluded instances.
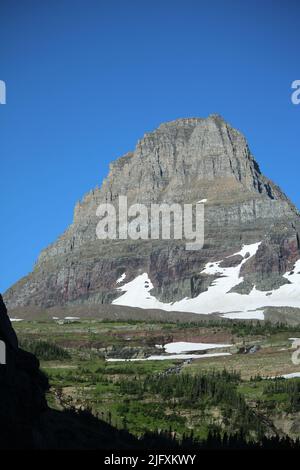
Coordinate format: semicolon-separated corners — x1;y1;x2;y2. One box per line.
4;115;300;310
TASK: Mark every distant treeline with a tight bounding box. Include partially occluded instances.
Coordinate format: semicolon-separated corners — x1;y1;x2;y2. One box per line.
2;405;300;450
119;370;266;439
99;318;300;336
141;429;300;450
19;339;71;361
263;378;300;412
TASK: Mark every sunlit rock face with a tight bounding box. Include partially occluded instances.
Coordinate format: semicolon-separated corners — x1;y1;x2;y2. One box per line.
4;115;300;316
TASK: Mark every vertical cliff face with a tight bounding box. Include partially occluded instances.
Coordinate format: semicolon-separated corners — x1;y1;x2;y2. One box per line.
3;115;300;313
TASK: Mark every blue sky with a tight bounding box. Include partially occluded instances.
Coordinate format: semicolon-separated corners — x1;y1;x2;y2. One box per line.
0;0;299;293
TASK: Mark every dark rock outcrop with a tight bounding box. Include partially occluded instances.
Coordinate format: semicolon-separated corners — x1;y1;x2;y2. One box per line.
0;295;144;449
0;295;49;448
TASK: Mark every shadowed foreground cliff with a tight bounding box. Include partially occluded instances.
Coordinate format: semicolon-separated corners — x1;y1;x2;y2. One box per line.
0;294;141;449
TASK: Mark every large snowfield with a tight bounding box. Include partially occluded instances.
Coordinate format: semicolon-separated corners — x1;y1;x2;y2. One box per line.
113;242;300;320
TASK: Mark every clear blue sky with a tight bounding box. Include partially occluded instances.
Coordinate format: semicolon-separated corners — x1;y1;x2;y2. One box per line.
0;0;299;293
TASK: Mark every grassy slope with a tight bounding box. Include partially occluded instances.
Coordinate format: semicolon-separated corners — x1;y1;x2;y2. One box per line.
14;319;300;441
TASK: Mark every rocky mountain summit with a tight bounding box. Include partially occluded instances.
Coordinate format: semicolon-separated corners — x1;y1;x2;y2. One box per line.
4;115;300;319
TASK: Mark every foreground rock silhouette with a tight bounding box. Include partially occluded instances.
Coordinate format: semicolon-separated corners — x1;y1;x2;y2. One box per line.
0;295;141;449
0;295;49;448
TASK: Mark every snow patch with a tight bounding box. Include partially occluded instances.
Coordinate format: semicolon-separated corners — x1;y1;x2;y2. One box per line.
221;310;265;320
106;352;232;362
272;372;300;379
163;341;232;354
116;273;126;284
112;243;300;317
289;338;300;348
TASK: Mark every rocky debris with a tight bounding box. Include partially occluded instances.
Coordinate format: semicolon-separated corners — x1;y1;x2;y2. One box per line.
238;344;261;355
4;115;300;312
158;363;185;377
106;345;159;360
219;255;244;268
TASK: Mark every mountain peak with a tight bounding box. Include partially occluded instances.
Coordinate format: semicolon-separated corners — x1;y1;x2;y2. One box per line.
108;115;283;207
4;117;300;313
